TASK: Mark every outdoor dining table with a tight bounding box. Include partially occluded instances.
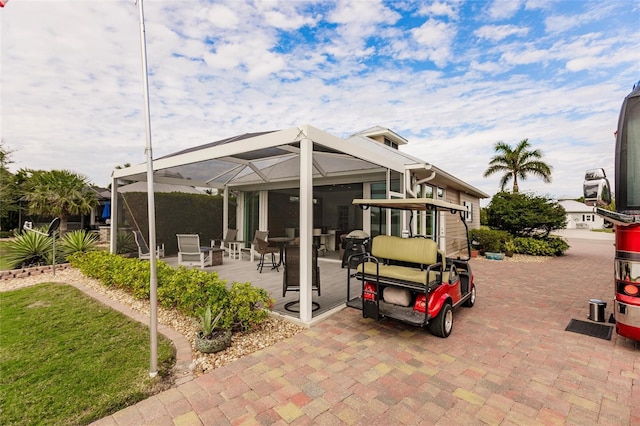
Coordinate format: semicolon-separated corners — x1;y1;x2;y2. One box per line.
267;236;293;267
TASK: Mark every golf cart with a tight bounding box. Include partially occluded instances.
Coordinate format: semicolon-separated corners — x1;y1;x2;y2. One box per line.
346;198;476;337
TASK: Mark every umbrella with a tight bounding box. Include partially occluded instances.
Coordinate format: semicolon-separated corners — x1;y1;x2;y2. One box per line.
101;201;111;219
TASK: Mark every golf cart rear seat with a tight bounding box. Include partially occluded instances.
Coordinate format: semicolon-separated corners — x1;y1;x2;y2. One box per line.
353;235;454;291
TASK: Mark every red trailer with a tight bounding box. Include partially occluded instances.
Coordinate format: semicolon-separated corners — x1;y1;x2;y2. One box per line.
583;82;640;341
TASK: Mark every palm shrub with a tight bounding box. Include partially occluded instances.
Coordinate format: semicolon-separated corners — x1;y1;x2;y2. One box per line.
4;229;53;269
116;232;137;255
59;230;98;260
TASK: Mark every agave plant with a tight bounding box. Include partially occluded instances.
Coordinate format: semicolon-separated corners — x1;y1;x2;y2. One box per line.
196;306;225;338
5;229;53;269
116;232;137;255
59;230;99;260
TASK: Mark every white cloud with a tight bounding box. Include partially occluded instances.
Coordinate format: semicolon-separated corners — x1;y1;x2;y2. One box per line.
0;0;637;203
474;24;529;42
485;0;523;20
207;4;239;29
411;19;457;67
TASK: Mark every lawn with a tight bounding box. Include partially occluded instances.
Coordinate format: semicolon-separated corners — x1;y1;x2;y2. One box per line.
0;283;175;425
0;239;10;270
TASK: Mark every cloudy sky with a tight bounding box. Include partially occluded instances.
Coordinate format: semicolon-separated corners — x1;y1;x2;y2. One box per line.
1;0;638;201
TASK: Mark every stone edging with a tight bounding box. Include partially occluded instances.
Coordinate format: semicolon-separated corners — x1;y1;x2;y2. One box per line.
0;264;72;280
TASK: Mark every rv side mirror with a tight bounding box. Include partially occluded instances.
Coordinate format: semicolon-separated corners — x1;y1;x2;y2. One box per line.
583;169;611;207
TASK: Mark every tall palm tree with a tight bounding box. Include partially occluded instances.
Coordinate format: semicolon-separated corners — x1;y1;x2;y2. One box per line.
23;169;97;233
483;139;553;193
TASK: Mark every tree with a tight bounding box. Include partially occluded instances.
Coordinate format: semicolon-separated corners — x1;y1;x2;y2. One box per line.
484;139;553;193
0;141;20;231
486;192;566;237
22;169;97;233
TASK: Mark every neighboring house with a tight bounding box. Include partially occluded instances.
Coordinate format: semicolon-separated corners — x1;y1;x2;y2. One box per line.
558;199;606;229
111;124;489;321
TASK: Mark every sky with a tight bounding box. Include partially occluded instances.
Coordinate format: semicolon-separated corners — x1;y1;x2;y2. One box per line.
1;0;639;201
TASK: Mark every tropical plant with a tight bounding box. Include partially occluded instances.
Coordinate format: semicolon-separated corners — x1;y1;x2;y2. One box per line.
22;169;97;233
4;228;53;268
116;231;137;255
59;230;99;259
483;139;553;193
196;306;226;338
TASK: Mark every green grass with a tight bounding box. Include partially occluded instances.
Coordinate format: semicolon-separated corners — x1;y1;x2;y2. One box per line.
0;240;10;270
0;283;175;425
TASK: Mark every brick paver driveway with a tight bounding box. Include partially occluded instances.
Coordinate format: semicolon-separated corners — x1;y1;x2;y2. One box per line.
95;236;640;425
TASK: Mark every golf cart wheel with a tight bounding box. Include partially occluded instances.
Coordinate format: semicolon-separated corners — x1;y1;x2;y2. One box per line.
428;303;453;338
463;285;476;307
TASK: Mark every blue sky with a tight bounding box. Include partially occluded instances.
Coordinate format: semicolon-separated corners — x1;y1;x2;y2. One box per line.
1;0;638;200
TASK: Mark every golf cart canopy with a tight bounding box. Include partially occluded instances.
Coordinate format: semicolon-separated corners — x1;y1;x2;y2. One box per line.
352;198;467;213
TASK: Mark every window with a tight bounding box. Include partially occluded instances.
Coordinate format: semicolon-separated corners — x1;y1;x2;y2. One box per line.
384;137;398;150
463;201;473;222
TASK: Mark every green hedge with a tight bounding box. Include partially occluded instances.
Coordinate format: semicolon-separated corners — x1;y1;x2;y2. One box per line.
513;236;569;256
68;251;272;331
469;228;569;256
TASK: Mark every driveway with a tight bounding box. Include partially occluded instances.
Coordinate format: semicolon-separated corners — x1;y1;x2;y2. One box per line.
94;234;639;425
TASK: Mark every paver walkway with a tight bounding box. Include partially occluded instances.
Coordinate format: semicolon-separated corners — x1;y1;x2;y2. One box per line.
93;235;640;425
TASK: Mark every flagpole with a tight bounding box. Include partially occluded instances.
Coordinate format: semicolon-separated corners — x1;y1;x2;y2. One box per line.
136;0;158;378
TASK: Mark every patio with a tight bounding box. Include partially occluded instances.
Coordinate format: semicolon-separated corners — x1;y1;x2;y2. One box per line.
162;248;359;324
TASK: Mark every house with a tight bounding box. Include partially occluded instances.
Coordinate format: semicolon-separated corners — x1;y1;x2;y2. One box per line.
110;125;489;321
558;199;606;229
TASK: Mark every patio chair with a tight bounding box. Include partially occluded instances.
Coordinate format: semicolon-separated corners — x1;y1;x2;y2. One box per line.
176;234;212;269
282;245;321;298
240;230;268;262
211;229;239;258
133;230;164;260
255;236;279;273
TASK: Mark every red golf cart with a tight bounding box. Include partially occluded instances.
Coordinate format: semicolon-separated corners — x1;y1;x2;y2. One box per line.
345;198;476;337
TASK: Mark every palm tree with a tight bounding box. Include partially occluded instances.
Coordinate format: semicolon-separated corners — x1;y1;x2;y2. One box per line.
483;139;553;193
23;169;97;233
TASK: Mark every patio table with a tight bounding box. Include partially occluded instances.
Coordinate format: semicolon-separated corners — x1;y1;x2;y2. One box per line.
268;237;293;267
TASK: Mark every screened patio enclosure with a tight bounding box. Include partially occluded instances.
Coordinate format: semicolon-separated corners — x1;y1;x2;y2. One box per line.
110;125;488;323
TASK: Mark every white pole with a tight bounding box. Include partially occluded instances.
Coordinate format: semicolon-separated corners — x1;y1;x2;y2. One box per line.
137;0;158;378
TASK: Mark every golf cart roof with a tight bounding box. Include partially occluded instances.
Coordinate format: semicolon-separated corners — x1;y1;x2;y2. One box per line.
352;198;467;212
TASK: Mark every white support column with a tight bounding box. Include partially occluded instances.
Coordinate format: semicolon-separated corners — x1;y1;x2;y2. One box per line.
438;211;446;251
259;190;269;232
237;192;245;241
299;137;313;322
109;177;118;254
223;187;229;234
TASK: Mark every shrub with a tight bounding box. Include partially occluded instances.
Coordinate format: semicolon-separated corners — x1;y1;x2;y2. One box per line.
225;282;274;332
68;252;272;330
469;228;510;253
513;236;569;256
486;192;566;237
4;229;53;269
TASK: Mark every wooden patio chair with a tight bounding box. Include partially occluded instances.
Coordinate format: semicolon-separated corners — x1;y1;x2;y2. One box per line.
211;229;239;258
240;230;268;262
176;234;212;269
282;245;321;297
255;236;279;273
132;230;164;260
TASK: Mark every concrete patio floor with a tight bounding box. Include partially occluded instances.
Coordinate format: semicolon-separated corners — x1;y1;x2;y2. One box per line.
93;231;640;425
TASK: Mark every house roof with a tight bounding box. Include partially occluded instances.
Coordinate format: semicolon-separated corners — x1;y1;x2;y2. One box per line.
112;124;488;198
559;199;596;213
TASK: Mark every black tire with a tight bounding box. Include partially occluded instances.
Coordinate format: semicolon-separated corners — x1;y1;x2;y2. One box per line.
428;303;453;338
463;285;476;307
